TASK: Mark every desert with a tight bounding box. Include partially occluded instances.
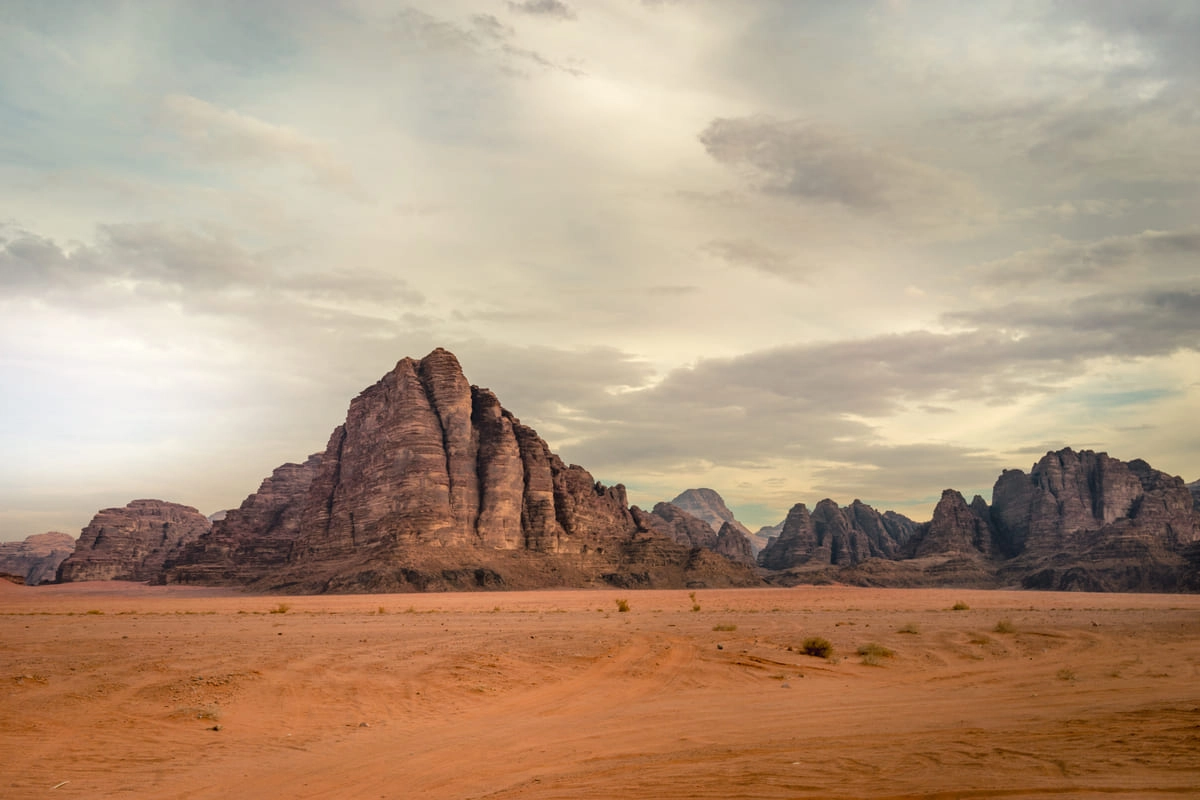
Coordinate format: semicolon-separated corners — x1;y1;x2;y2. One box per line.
4;581;1198;799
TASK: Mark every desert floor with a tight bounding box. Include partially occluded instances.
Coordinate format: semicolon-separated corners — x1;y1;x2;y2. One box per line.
1;582;1198;799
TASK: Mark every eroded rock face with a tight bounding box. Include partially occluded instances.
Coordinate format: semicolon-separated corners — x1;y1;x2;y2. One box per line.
757;499;916;570
165;455;323;585
636;502;720;550
907;490;995;558
991;449;1198;558
0;532;75;585
57;501;210;583
166;349;748;591
670;489;753;539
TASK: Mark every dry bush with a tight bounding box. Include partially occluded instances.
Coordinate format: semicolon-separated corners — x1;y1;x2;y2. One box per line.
615;598;630;613
802;636;834;659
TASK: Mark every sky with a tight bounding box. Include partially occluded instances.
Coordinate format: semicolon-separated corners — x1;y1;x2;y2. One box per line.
2;0;1198;541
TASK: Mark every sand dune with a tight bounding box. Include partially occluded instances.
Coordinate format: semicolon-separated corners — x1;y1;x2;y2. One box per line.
2;584;1198;798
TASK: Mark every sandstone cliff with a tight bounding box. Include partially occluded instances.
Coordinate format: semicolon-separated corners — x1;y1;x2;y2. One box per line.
0;532;75;585
990;449;1198;591
57;501;211;583
166;349;756;592
758;499;916;570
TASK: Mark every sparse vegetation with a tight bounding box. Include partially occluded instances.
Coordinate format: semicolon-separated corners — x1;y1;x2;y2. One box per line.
85;609;104;615
897;622;920;634
376;606;387;615
802;636;834;659
615;598;630;613
268;603;291;614
952;601;970;611
712;623;737;632
994;619;1016;634
689;591;700;612
857;642;894;658
1057;668;1077;681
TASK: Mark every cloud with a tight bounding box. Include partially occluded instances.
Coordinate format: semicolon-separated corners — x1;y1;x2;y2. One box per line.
0;221;423;313
977;228;1200;286
703;238;804;281
697;115;984;228
506;1;577;21
159;94;358;192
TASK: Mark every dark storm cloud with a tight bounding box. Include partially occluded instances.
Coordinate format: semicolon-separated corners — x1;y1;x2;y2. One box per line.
506;1;577;20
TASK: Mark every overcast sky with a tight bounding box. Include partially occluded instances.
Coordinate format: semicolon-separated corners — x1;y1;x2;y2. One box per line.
3;0;1198;540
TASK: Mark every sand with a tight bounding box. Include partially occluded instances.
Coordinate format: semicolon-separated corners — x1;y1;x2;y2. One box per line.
1;581;1198;799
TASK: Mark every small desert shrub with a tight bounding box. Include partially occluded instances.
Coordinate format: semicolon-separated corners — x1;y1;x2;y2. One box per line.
952;601;970;611
801;636;834;659
857;642;894;666
376;606;387;615
86;609;104;615
269;603;291;615
615;598;630;613
857;642;894;659
689;591;701;612
994;619;1016;634
897;623;920;635
1057;668;1077;681
712;623;737;632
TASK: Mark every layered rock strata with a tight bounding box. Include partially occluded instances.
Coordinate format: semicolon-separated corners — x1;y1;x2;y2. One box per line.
0;532;75;585
758;500;917;570
57;501;210;583
166;349;756;591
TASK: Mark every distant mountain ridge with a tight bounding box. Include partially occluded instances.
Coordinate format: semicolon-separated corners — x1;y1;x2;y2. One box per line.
758;449;1198;591
39;349;1199;594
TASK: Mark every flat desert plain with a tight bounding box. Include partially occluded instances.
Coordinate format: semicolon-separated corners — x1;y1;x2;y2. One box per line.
2;582;1198;799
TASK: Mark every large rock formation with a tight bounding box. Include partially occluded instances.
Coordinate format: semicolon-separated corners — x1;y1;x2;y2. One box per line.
670;488;752;537
758;499;916;571
906;490;995;558
57;501;211;583
0;532;75;585
164;455;324;585
762;449;1199;592
165;349;758;592
990;449;1198;591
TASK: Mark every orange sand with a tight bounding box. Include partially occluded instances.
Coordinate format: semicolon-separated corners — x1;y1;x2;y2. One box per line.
2;581;1198;799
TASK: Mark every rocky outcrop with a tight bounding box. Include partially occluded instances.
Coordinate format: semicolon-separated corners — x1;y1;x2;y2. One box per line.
0;532;75;585
715;521;755;564
907;490;995;558
165;455;323;585
633;503;719;550
1187;480;1199;512
57;501;210;583
758;499;916;570
669;488;756;541
165;349;754;592
989;449;1199;591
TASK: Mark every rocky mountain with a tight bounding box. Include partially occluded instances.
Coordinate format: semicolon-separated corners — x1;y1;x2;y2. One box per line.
762;449;1199;592
57;501;211;583
759;499;918;570
1188;479;1200;511
668;487;773;555
0;532;75;585
164;349;757;592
